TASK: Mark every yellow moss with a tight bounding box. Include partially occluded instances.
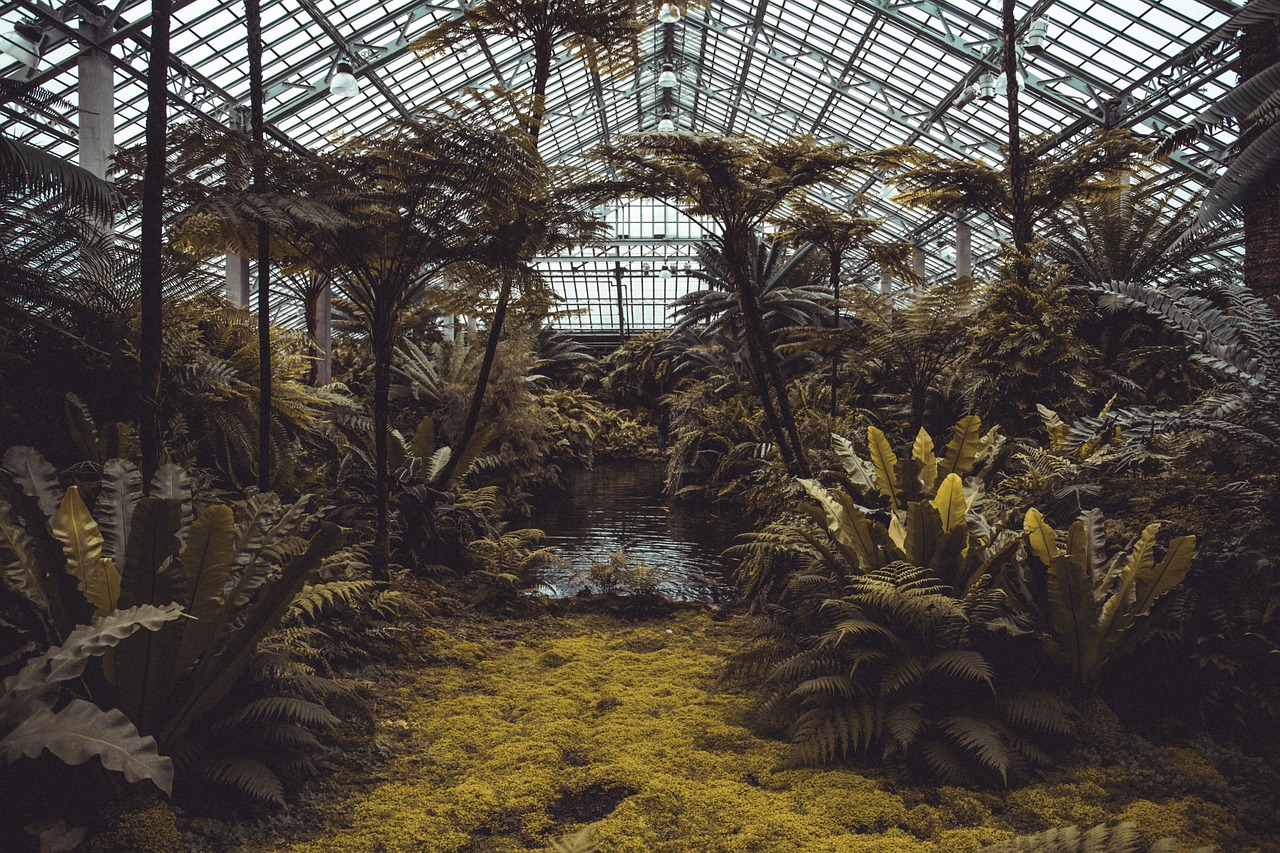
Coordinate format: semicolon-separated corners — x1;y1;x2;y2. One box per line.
1156;747;1226;788
89;802;181;853
1118;797;1233;849
1004;781;1111;832
239;612;1264;853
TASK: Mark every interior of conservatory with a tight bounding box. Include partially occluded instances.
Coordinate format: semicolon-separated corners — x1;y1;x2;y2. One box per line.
3;0;1280;850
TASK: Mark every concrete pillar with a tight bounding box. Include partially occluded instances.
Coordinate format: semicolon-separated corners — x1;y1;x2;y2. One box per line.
226;254;251;306
880;264;892;295
314;278;332;385
956;221;972;279
77;21;113;180
912;245;927;282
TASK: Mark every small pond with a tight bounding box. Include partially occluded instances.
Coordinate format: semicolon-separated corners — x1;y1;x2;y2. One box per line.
528;458;744;603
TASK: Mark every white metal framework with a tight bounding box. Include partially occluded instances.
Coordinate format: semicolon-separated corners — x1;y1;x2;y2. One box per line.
0;0;1246;334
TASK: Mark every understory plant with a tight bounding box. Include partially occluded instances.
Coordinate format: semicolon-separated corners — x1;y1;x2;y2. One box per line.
0;445;344;807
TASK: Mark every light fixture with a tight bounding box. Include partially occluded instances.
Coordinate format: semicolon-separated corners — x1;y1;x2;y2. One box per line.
658;264;672;280
954;85;977;108
0;21;40;70
1024;19;1049;53
658;3;681;23
658;64;678;88
657;114;675;132
329;61;358;99
977;72;997;100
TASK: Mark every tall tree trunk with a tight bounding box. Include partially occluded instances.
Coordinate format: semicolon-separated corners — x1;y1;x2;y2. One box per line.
1002;0;1032;290
371;313;394;582
248;0;271;491
1240;21;1280;302
304;280;321;384
829;250;841;419
724;230;809;477
437;272;513;487
525;36;552;144
139;0;172;492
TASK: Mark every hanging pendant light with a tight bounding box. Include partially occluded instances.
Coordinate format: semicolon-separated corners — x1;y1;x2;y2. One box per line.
658;3;681;23
658;64;678;88
658;263;672;280
657;114;675;132
0;21;40;70
977;72;997;100
1024;19;1049;53
330;61;358;99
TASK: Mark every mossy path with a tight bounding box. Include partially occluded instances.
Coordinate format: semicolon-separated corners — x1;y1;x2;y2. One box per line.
194;611;1276;852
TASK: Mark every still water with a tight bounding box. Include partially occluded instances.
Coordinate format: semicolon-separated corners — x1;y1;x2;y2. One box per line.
529;459;742;603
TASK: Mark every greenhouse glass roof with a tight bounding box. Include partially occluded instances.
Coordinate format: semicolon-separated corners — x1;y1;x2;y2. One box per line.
0;0;1246;334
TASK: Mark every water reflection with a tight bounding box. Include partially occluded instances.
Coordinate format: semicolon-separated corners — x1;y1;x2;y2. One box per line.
528;459;742;603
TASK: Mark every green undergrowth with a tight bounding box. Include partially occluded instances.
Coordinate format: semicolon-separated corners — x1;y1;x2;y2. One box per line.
179;612;1278;852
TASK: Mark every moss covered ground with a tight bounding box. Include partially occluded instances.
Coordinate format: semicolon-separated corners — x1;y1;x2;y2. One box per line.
176;610;1280;852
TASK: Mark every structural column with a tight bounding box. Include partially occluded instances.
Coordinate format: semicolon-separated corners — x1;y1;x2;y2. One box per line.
314;277;332;385
226;106;251;307
78;18;113;180
880;264;893;295
912;244;927;283
956;221;972;279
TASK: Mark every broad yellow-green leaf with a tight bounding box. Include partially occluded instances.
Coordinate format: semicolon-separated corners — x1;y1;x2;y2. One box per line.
911;428;937;493
931;473;966;532
0;521;47;611
1132;535;1195;618
866;426;899;512
1093;524;1159;674
799;479;878;570
175;505;237;675
904;500;943;567
1023;508;1061;566
888;514;907;553
95;459;141;565
1046;553;1097;684
938;415;982;480
50;486;120;617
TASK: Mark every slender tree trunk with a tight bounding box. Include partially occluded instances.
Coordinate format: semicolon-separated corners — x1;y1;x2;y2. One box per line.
829;250;841;419
525;36;552;144
437;272;512;487
1003;0;1032;289
371;313;394;582
248;0;271;491
1240;21;1280;302
139;0;172;492
304;282;321;384
725;231;810;477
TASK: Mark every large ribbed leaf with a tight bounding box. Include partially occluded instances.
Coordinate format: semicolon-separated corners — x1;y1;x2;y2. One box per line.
866;426;900;512
931;473;966;533
911;427;937;494
0;521;46;612
0;699;174;794
1023;508;1061;567
50;487;120;618
95;459;141;564
113;499;184;732
1132;535;1196;618
904;500;943;567
175;505;237;675
799;479;878;570
1092;525;1158;678
1046;553;1097;685
1;603;183;716
150;464;193;531
1;446;64;521
1035;404;1068;448
162;523;342;747
832;432;877;494
938;415;982;480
